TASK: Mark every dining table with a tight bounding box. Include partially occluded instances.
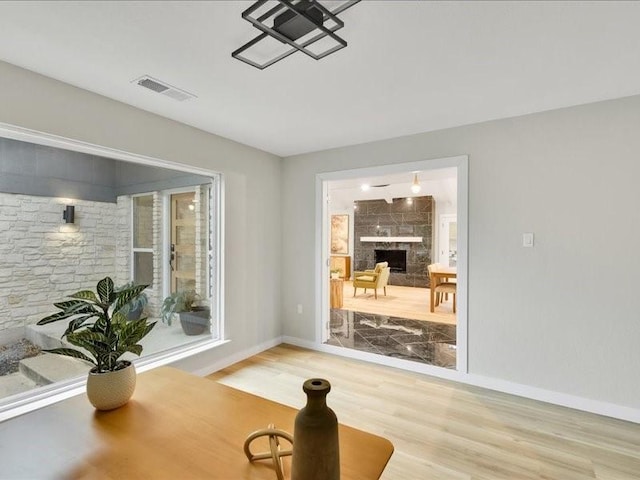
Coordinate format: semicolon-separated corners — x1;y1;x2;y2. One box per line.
0;366;394;479
429;265;457;313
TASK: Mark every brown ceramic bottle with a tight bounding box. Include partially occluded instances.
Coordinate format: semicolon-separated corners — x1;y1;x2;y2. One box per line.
291;378;340;480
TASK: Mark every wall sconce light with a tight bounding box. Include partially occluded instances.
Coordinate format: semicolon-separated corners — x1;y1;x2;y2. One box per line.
63;205;75;224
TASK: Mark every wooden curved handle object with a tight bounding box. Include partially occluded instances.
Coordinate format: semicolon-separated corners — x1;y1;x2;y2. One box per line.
244;424;294;480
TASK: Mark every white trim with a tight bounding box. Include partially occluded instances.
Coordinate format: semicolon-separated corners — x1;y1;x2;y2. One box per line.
360;236;423;243
0;339;231;423
463;373;640;425
131;193;155;284
316;155;469;373
316;178;330;343
213;175;225;342
456;157;469;373
190;337;283;377
281;337;640;424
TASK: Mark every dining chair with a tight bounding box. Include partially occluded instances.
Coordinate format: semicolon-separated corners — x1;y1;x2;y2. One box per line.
427;263;456;313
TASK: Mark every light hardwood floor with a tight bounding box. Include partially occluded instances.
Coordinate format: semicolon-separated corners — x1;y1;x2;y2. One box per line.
208;344;640;480
342;280;456;325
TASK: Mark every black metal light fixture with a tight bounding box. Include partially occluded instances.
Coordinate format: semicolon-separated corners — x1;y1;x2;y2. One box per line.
63;205;75;224
232;0;361;70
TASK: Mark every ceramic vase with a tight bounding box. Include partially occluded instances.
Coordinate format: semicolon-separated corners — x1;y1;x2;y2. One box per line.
291;378;340;480
86;361;136;410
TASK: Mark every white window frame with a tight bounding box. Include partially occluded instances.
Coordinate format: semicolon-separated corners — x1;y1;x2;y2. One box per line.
131;193;155;285
0;122;226;422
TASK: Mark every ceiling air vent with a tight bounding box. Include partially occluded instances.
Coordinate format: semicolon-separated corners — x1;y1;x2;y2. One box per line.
132;75;196;102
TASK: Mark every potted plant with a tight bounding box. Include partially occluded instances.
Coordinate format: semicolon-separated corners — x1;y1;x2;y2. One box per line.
161;290;210;336
37;277;156;410
116;281;149;321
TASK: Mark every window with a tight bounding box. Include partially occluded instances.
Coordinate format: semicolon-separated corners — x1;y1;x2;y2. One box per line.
132;195;154;286
0;133;222;419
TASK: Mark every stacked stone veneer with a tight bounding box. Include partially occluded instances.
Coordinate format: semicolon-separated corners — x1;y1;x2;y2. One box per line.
354;196;435;288
0;187;212;334
0;192;121;332
150;192;163;317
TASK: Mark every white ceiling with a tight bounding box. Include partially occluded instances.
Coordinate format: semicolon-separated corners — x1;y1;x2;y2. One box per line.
1;1;639;157
328;168;457;210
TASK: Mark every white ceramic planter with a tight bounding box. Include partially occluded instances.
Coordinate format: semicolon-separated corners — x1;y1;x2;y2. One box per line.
86;362;137;411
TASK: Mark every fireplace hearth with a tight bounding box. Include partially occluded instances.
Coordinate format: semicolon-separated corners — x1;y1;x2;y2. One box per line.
375;249;407;273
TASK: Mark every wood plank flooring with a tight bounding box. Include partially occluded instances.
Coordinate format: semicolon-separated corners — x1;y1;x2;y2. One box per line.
342;280;456;325
208;344;640;480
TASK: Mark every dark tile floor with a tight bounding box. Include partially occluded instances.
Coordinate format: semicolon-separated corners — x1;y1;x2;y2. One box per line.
325;309;457;369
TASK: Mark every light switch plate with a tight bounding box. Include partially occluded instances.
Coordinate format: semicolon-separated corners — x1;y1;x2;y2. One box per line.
523;232;534;247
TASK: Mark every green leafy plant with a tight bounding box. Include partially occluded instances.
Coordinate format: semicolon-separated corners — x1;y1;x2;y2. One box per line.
116;281;149;319
161;290;204;326
37;277;156;373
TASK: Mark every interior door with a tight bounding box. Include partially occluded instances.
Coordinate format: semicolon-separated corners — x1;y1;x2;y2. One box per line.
438;214;458;267
170;192;197;293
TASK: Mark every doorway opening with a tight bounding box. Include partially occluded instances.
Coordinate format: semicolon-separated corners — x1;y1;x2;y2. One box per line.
317;156;468;373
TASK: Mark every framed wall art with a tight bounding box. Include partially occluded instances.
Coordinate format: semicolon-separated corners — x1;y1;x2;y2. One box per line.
330;214;349;254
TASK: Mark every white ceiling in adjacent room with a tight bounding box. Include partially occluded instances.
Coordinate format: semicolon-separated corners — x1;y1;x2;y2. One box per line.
0;1;639;156
328;168;457;211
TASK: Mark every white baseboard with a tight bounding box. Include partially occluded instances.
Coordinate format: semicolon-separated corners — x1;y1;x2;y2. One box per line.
463;373;640;424
280;336;640;424
281;336;315;349
190;336;283;377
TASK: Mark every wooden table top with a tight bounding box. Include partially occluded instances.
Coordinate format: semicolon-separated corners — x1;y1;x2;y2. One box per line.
0;367;393;479
431;266;457;276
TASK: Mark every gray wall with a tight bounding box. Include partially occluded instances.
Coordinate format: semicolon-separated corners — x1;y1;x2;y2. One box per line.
0;60;283;372
282;94;640;410
114;161;211;196
0;136;211;202
0;137;116;202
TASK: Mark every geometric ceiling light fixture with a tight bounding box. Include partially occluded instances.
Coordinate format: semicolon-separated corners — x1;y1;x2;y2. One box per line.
232;0;361;70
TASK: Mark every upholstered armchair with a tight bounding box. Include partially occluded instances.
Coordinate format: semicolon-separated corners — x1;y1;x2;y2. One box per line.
353;262;391;299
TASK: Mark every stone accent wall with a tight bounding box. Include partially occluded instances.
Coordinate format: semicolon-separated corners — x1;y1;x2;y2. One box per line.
115;196;131;288
0;192;118;332
0;188;212;333
354;196;435;288
150;192;163;318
